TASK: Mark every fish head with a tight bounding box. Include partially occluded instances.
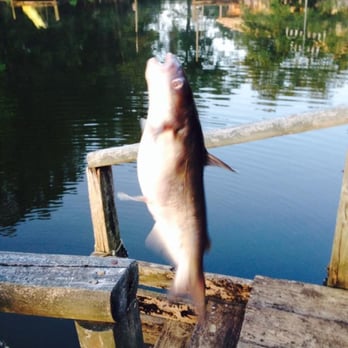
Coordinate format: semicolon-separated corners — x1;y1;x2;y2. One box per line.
145;53;195;132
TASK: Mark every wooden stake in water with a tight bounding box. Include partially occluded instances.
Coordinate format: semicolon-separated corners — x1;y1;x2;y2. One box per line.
327;152;348;289
86;166;128;257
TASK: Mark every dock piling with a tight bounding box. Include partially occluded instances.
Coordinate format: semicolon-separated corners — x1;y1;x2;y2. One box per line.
87;166;128;257
327;151;348;289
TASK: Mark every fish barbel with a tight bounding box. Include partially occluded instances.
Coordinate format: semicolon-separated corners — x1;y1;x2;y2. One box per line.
137;53;234;321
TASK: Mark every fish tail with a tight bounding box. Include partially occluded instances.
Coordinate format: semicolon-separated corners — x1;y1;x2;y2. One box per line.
171;262;206;322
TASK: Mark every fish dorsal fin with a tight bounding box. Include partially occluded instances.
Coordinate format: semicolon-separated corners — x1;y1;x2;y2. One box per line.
206;152;236;172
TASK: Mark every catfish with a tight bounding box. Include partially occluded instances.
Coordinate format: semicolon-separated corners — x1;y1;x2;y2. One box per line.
124;53;235;321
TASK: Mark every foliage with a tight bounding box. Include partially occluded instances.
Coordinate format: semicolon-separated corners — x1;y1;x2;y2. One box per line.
239;0;348;99
0;0;347;233
316;0;348;16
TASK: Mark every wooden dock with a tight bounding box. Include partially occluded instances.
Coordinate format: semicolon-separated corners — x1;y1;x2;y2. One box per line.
1;252;348;347
136;261;348;347
1;106;348;347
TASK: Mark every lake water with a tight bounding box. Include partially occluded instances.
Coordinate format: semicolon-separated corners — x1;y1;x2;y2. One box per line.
0;0;348;346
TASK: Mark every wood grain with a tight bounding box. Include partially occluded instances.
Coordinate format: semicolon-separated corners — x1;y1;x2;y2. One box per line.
238;276;348;347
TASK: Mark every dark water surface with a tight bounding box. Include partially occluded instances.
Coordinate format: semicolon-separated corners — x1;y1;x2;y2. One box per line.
0;0;348;346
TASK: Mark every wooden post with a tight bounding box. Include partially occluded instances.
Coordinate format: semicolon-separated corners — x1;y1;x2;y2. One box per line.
86;166;128;257
75;300;143;348
327;152;348;288
113;299;144;347
86;106;348;168
84;166;131;346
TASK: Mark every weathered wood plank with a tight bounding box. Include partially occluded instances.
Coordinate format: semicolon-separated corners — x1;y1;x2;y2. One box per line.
134;260;252;338
154;319;194;348
136;261;251;329
138;260;252;304
0;251;133;269
237;276;348;347
86;166;127;257
86;106;348;168
0;252;137;322
148;299;246;347
327;151;348;289
137;288;197;324
190;301;246;348
246;276;348;321
136;262;251;346
0;252;144;347
114;299;144;348
140;314;166;346
0;252;250;344
239;306;348;348
87;144;139;168
137;284;248;326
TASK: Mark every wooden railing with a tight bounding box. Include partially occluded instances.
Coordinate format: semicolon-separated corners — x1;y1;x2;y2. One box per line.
0;252;144;348
86;105;348;291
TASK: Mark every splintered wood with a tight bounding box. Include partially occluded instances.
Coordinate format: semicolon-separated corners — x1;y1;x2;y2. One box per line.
189;301;246;348
152;301;246;348
237;276;348;347
137;261;252;346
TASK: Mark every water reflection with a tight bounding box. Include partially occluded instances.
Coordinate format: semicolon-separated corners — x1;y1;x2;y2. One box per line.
1;2;347;346
0;1;347;240
10;0;60;28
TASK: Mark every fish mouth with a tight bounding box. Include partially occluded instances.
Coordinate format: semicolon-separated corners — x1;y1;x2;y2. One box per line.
148;52;177;67
162;52;179;67
145;53;182;81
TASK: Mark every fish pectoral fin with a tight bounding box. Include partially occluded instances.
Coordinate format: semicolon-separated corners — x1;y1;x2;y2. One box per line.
117;192;146;202
145;223;178;265
206;152;237;172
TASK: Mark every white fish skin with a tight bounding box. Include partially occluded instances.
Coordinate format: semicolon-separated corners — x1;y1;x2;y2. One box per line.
137;53;234;321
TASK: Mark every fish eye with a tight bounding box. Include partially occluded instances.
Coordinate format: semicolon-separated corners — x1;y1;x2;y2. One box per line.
171;78;184;90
